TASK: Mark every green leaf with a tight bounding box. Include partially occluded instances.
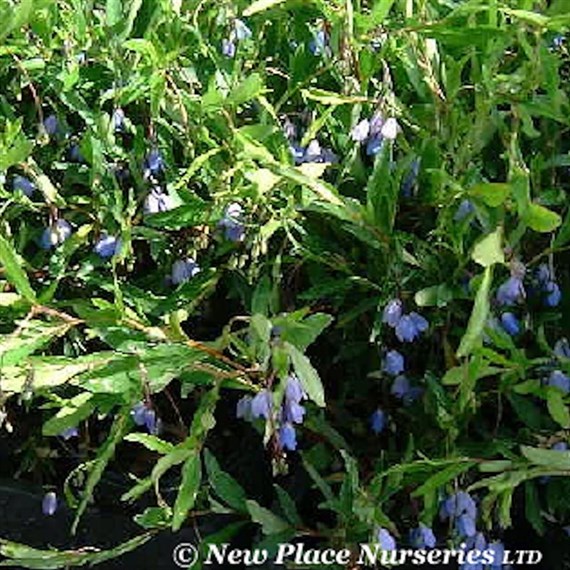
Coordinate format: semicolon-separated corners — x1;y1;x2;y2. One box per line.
134;506;172;529
414;284;455;308
546;389;570;428
42;393;94;436
0;235;36;302
521;445;570;471
472;227;504;267
243;0;288;16
228;74;264;106
284;342;325;407
526;203;562;233
469;183;511;207
411;461;475;497
456;267;493;358
124;433;175;454
106;0;122;27
274;485;301;526
246;500;290;535
204;449;248;512
172;451;202;531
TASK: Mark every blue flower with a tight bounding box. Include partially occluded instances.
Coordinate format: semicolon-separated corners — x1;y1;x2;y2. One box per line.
395;315;417;342
456;512;477;537
69;143;86;164
500;312;520;336
285;375;306;404
391;375;410;399
382;299;403;328
351;119;370;142
496;276;525;306
536;263;551;285
454;199;475;222
552;441;568;451
487;541;505;569
278;423;297;450
409;312;429;333
94;234;121;259
548;370;570;394
366;135;384;156
290;143;305;164
131;402;161;434
545;281;561;307
309;29;328;56
236;396;253;420
380;117;399;141
460;533;487;570
145;186;174;214
43;114;59;136
282;399;305;424
218;202;245;242
251;390;272;419
440;490;477;521
384;350;404;376
409;524;436;549
171;258;200;285
554;338;570;359
112;108;125;131
40;219;72;249
370;409;386;434
42;491;58;516
12;175;36;197
234;19;252;41
281;116;297;141
59;426;79;440
144;149;165;179
401;158;421;198
222;38;236;58
377;528;396;551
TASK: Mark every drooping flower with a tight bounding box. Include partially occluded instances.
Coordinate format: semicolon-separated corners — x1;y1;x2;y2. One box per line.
370;409;386;434
233;19;252;41
409;524;436;549
552;441;568;451
68;143;86;164
377;528;396;551
236;395;253;420
400;158;421;198
112;108;125;131
391;375;411;399
454;199;475;222
459;533;487;570
496;276;525;306
42;491;58;516
144;149;165;179
278;423;297;450
351;119;371;143
384;350;405;376
59;426;79;440
309;29;329;56
456;512;477;538
548;370;570;394
131;402;161;435
285;375;306;404
544;281;562;307
12;175;36;197
222;38;236;58
440;490;477;521
218;202;245;242
382;299;403;328
94;234;121;259
487;541;505;569
43;114;59;136
144;186;174;214
409;312;429;333
171;258;200;285
251;390;272;419
500;312;520;336
40;219;72;250
554;338;570;359
380;117;399;141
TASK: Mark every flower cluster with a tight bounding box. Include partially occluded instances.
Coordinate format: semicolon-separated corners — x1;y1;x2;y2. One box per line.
131;401;161;435
218;202;245;242
382;299;429;343
222;19;252;58
236;375;306;452
351;113;400;156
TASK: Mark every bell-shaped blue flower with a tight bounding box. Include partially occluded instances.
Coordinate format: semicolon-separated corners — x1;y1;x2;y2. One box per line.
384;350;404;376
222;38;236;58
554;338;570;359
233;19;252;41
496;276;525;306
382;299;403;328
42;491;58;516
500;312;520;336
40;219;72;249
59;426;79;440
171;258;200;285
456;512;477;537
548;370;570;394
278;423;297;451
370;409;386;434
12;175;36;197
218;202;245;242
545;281;561;307
236;395;253;420
487;541;505;569
112;108;125;131
409;524;436;549
251;390;272;419
144;149;165;179
377;528;396;551
43;114;59;136
94;234;121;259
351;119;370;142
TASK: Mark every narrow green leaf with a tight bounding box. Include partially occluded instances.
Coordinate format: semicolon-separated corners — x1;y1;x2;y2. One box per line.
284;342;325;407
0;235;36;302
172;451;202;531
246;500;290;535
243;0;288;16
